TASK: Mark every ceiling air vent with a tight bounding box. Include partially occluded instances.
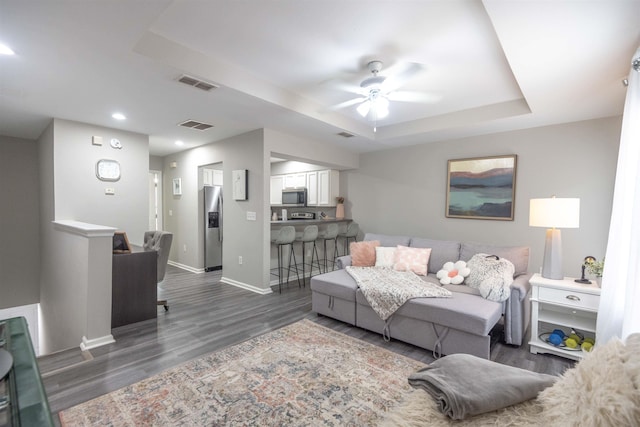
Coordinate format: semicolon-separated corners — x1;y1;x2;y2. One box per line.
179;119;214;131
177;74;218;92
337;131;355;138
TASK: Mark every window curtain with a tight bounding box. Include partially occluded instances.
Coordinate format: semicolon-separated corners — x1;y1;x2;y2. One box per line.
596;47;640;344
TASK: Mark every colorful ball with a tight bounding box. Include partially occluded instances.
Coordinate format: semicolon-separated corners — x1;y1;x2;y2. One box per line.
582;342;594;352
548;333;564;346
565;338;578;348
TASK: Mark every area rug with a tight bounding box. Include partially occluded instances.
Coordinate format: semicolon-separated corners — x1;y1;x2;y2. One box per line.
59;319;425;426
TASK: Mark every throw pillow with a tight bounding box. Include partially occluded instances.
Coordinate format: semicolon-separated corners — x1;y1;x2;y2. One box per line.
350;240;380;267
465;253;514;302
393;245;432;276
375;246;396;268
436;260;471;285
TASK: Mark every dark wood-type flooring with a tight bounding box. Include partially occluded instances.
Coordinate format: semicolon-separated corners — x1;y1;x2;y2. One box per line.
38;265;574;423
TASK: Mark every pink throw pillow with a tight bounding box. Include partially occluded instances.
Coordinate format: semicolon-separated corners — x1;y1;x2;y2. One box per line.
393;245;432;276
350;240;380;267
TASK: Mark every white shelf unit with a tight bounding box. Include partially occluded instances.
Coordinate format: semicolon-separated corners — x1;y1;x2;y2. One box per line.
529;273;601;361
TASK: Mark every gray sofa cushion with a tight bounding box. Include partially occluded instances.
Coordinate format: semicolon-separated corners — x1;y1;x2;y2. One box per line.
355;290;502;336
410;238;461;274
460;242;529;276
364;233;411;248
310;269;358;301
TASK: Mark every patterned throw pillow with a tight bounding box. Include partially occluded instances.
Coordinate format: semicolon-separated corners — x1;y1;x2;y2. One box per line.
393;245;432;276
350;240;380;267
375;246;396;268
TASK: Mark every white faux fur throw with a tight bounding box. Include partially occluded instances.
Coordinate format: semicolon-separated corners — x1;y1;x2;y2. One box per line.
381;333;640;426
465;253;514;302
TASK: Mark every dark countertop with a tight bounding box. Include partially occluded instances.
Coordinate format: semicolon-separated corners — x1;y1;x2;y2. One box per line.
270;218;352;226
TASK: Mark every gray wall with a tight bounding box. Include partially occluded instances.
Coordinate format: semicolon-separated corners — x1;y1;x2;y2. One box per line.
149;155;163;171
38;119;149;353
0;136;40;309
344;117;621;277
53;119;149;245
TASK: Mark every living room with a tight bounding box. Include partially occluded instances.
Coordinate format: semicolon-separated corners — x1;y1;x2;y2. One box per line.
1;1;639;424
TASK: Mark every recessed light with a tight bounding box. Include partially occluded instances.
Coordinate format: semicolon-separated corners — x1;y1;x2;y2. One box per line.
112;113;126;120
175;140;184;146
0;43;15;55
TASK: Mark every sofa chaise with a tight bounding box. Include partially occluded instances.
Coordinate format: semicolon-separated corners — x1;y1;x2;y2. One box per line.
310;233;532;359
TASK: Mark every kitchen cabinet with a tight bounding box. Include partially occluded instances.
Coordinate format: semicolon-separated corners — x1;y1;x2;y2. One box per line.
284;173;306;189
318;169;340;206
270;175;284;205
203;168;223;186
528;273;600;361
306;171;318;206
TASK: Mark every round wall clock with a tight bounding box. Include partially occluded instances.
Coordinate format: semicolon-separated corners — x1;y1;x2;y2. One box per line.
96;159;121;181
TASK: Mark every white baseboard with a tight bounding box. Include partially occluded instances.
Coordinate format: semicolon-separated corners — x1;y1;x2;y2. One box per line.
80;334;115;351
167;260;204;274
221;277;273;295
0;304;39;355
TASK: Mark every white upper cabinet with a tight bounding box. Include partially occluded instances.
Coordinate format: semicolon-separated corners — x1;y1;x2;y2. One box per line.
284;173;306;189
270;175;284;205
203;168;223;187
317;170;340;206
306;171;318;206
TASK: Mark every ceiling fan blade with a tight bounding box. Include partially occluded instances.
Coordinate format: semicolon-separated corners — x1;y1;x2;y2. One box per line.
387;91;441;103
328;97;367;111
381;62;426;93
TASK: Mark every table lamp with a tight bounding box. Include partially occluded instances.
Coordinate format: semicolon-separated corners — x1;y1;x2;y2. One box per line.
529;197;580;280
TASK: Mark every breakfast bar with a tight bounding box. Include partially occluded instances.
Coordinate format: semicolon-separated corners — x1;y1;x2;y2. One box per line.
270;218;353;287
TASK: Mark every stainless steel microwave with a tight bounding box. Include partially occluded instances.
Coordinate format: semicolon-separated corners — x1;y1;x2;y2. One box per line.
282;188;307;207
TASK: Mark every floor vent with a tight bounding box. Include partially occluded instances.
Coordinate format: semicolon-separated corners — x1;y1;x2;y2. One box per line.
179;120;214;131
177;74;218;92
337;131;355;138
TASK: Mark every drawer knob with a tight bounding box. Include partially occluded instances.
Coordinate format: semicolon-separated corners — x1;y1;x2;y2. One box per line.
566;295;581;301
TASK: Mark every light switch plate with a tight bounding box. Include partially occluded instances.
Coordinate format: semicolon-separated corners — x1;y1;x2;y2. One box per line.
246;211;257;221
105;188;115;195
92;136;103;146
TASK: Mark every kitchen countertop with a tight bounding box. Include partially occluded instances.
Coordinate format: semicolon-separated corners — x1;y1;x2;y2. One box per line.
270;218;352;225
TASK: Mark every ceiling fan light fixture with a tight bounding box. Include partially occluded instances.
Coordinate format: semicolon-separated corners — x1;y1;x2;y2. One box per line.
356;101;371;117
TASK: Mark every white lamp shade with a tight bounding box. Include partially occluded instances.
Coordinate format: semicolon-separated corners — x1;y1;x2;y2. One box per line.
529;198;580;228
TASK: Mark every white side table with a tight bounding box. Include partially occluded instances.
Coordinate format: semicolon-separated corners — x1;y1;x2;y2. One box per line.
528;273;601;361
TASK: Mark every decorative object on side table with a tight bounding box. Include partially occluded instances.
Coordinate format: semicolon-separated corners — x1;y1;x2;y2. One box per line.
575;255;596;284
585;256;605;287
335;196;345;219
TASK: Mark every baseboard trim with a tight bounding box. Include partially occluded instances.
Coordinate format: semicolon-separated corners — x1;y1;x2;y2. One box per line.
80;334;115;351
221;277;273;295
167;261;204;274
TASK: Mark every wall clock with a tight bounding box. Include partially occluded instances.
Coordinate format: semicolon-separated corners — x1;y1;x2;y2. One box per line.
96;159;121;181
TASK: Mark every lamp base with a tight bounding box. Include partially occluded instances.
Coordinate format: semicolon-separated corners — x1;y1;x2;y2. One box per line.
574;278;592;284
541;228;563;280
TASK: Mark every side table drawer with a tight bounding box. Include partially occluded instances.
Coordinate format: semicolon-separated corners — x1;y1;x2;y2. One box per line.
538;287;599;310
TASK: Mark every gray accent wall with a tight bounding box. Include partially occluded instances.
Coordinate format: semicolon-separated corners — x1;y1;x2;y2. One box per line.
343;117;621;277
0;136;40;309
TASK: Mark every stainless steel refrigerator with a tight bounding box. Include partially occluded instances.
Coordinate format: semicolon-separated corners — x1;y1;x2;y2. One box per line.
204;185;223;271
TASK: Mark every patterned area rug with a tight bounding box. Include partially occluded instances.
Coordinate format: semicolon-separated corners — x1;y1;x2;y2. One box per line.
59;319;425;426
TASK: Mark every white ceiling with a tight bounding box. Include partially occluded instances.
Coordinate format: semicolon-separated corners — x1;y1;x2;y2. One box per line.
1;1;638;157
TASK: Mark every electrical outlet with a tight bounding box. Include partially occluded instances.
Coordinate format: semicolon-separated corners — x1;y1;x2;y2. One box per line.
169;210;173;216
239;256;243;265
183;244;187;252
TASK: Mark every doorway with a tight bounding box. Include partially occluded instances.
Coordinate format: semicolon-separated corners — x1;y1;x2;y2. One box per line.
148;170;163;231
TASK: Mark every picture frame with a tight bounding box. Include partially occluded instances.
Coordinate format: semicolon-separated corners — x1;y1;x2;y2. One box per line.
232;169;248;201
172;178;182;196
446;155;517;221
112;231;131;254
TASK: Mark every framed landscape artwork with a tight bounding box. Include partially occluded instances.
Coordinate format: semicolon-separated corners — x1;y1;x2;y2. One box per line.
446;155;517;220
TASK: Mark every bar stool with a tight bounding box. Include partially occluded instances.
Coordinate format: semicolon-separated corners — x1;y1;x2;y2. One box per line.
270;226;301;293
317;223;339;273
295;225;322;287
338;222;359;256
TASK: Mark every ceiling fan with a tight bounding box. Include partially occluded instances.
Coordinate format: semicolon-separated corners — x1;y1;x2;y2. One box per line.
330;60;438;124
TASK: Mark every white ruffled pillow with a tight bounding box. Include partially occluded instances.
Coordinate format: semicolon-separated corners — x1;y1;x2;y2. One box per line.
375;246;396;268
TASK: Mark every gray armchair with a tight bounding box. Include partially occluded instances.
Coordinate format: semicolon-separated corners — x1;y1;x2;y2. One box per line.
143;230;173;310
